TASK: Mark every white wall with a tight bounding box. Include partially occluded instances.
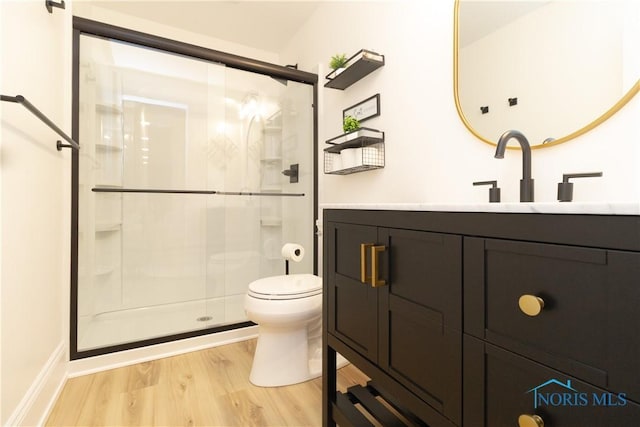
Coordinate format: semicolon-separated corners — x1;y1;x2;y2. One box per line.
0;1;72;425
72;2;280;65
281;0;640;207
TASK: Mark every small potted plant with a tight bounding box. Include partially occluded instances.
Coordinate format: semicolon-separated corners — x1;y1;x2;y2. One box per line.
343;115;360;139
329;53;348;75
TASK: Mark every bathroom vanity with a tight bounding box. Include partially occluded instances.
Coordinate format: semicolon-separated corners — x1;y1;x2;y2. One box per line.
322;206;640;427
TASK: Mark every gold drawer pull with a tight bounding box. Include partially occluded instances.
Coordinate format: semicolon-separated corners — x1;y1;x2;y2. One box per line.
519;295;545;317
371;245;386;287
518;414;544;427
360;243;373;284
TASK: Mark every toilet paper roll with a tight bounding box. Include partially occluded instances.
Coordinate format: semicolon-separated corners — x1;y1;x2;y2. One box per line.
340;148;358;169
281;243;305;262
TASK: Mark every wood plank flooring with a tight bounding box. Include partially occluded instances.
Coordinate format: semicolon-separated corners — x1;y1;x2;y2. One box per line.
46;339;368;426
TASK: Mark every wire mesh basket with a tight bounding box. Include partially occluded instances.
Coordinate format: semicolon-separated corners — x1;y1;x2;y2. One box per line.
324;140;384;175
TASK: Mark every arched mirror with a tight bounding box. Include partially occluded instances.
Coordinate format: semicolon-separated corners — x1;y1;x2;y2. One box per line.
454;0;640;148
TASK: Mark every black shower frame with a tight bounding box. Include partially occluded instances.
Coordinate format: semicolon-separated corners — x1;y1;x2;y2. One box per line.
71;17;319;360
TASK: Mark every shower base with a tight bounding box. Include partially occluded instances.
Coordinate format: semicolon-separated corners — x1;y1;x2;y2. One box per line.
77;295;247;352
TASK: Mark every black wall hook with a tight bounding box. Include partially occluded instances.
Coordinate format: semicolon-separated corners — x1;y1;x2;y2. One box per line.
46;0;65;13
480;106;489;114
508;97;518;106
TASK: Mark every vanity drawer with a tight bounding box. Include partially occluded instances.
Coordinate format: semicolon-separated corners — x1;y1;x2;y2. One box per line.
464;336;640;427
464;237;640;401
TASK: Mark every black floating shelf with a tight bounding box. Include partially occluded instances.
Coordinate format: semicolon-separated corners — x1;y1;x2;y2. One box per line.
324;128;384;153
325;49;385;90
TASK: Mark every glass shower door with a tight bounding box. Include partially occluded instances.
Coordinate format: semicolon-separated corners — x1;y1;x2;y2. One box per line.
76;34;226;352
75;32;315;356
216;68;315;322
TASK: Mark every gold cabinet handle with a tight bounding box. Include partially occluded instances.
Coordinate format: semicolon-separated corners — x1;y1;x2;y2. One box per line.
370;245;386;287
518;414;544;427
360;243;373;284
518;295;545;317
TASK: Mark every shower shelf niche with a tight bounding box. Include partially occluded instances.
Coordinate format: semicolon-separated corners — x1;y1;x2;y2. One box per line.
259;111;285;277
95;143;123;152
261;218;283;227
89;96;125;322
95;103;123;115
94;266;116;276
95;222;122;233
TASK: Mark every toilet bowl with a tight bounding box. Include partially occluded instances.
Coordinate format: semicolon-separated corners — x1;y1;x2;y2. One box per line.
244;273;345;387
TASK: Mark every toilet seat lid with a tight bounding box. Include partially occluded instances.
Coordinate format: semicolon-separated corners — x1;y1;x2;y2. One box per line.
248;274;322;300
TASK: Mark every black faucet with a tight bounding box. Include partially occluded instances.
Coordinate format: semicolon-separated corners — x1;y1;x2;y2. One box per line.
494;130;534;202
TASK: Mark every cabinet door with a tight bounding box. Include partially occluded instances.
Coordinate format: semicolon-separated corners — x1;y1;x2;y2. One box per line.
378;228;462;425
465;237;640;402
464;335;640;427
325;222;379;363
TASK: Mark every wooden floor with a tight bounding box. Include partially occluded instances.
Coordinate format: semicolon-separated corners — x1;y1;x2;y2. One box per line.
46;339;368;426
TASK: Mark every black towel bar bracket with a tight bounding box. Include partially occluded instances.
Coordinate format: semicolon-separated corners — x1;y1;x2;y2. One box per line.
1;94;79;151
56;141;75;151
45;0;65;14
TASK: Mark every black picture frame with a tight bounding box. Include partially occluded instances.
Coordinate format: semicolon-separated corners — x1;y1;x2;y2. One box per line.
343;93;380;123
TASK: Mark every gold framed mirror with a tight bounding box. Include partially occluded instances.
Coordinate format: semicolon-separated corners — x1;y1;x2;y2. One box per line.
454;0;640;149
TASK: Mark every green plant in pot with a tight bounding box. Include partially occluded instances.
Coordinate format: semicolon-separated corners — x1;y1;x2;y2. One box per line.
329;53;348;74
343;115;360;134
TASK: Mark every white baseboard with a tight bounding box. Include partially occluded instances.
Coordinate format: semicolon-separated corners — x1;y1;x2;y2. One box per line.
68;325;258;378
4;342;68;427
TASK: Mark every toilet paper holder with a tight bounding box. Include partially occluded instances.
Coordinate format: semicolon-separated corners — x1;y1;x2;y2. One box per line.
285;253;301;274
282;243;304;275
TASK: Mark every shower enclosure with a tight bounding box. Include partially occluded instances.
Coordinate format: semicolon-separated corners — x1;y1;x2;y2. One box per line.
71;19;317;358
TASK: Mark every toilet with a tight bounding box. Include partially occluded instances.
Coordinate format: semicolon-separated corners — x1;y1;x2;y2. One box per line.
244;273;345;387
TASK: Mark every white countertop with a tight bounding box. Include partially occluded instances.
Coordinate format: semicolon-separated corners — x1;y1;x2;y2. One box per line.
319;202;640;215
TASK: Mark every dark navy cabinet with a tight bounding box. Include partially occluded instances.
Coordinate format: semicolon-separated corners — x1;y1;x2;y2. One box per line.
325;220;462;427
322;209;640;427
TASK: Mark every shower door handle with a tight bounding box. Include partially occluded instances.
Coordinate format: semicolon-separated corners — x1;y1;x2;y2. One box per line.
282;163;299;183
